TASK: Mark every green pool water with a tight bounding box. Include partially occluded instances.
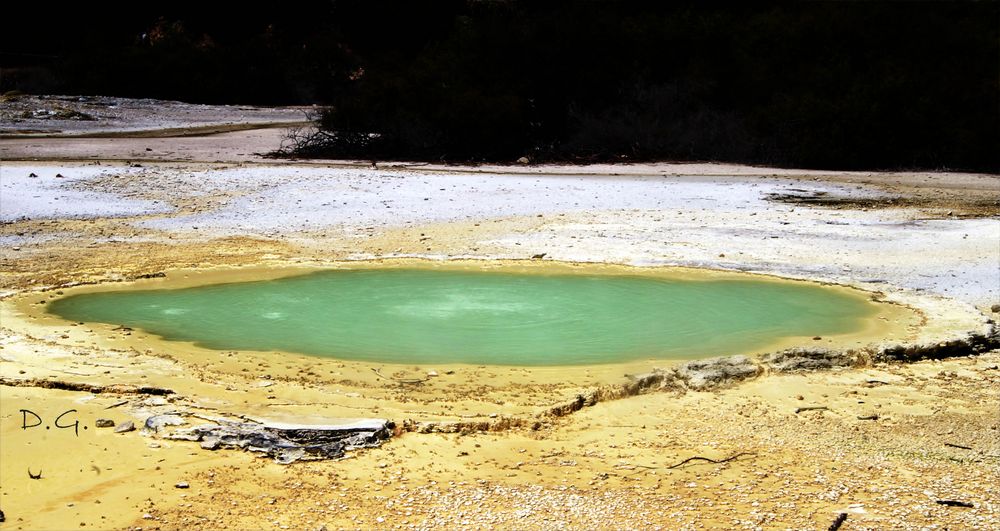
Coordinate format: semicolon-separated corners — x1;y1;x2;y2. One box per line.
46;269;876;365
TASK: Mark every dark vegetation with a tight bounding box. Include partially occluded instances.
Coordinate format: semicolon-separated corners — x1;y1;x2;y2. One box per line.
2;1;997;171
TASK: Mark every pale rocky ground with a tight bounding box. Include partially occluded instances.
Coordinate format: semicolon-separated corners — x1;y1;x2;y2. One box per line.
0;94;309;136
0;99;998;530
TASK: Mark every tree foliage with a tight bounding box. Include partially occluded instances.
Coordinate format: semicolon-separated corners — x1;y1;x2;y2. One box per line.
2;1;996;170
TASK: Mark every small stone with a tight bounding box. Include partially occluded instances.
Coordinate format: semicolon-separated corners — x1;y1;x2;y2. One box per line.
991;304;1000;313
516;156;530;164
28;172;38;178
426;370;439;377
114;420;135;433
175;482;189;489
275;448;306;465
142;514;153;520
95;419;115;428
143;414;185;432
200;437;221;450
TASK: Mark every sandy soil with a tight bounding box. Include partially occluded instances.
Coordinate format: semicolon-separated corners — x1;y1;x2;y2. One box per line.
1;101;998;530
0;95;309;137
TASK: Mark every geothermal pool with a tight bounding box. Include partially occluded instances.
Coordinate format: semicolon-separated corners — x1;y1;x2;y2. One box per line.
47;268;877;365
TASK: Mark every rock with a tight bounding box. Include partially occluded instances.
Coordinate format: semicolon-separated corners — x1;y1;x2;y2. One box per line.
675;355;761;390
531;253;547;260
991;304;1000;313
175;482;189;489
143;414;186;432
115;420;135;433
142;513;153;520
95;418;115;428
761;348;858;372
28;172;38;178
516;156;530;164
426;370;439;377
164;418;394;463
275;448;306;465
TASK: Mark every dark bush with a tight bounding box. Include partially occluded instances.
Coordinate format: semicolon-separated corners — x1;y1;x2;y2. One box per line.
2;1;997;171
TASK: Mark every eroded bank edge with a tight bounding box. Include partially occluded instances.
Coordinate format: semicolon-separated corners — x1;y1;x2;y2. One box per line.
1;261;996;463
2;326;997;465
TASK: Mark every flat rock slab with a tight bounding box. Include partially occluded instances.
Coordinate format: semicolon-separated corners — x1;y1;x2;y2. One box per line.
163;417;393;463
675;355;762;390
761;348;859;372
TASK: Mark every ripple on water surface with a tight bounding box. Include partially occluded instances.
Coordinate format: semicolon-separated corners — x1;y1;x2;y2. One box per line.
47;269;877;365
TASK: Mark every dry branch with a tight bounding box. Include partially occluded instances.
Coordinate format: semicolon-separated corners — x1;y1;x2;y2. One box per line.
666;451;756;469
935;499;974;508
371;368;429;385
827;512;848;531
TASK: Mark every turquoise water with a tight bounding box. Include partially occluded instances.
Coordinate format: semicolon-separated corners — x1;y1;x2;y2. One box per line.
47;269;875;365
